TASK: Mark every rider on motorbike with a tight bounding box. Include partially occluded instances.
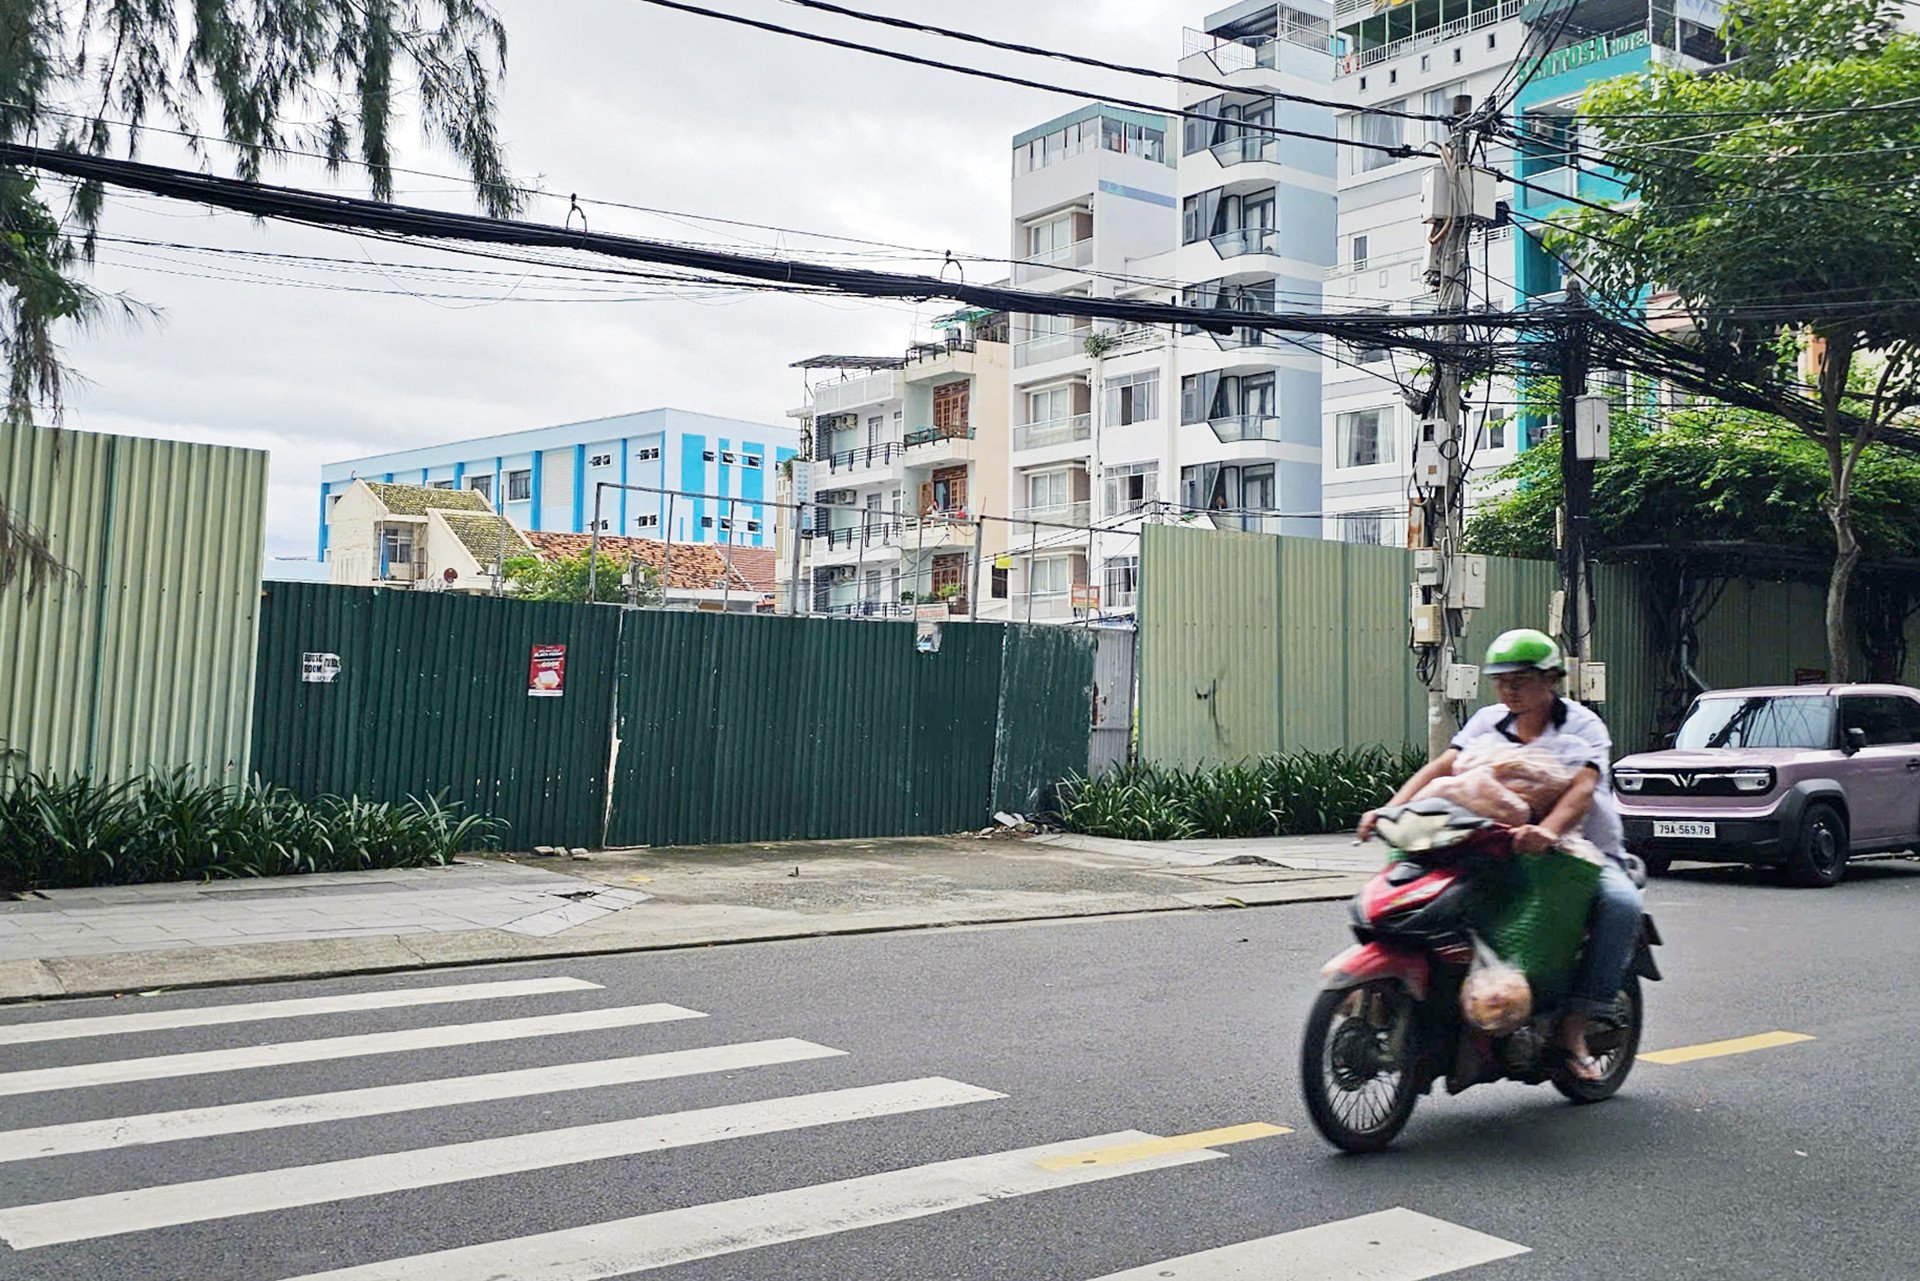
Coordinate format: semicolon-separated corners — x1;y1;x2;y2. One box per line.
1358;628;1644;1081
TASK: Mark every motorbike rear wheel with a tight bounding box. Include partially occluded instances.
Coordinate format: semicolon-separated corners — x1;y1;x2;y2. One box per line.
1552;973;1642;1104
1301;979;1422;1153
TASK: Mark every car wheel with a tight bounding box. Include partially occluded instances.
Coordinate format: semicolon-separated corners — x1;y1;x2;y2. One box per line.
1787;803;1848;888
1640;852;1672;878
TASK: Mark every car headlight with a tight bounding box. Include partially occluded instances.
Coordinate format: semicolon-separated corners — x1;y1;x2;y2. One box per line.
1730;769;1774;793
1614;770;1644;793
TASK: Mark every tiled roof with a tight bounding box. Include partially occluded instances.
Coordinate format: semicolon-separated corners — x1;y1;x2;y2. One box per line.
524;531;770;594
365;482;491;515
438;511;533;566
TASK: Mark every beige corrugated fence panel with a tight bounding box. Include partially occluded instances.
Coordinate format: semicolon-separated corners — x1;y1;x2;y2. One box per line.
1138;523;1279;768
0;421;266;781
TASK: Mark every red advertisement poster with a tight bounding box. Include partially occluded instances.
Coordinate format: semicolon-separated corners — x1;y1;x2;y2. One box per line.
529;644;567;698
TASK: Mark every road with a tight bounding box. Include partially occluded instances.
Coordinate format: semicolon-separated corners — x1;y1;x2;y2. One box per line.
0;857;1916;1280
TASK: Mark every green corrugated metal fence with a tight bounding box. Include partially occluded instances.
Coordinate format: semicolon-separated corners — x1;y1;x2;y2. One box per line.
253;585;1096;849
1139;523;1920;769
0;420;267;782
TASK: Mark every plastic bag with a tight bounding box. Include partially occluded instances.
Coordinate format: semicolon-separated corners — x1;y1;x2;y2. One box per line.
1460;933;1533;1034
1457;746;1577;821
1412;771;1530;826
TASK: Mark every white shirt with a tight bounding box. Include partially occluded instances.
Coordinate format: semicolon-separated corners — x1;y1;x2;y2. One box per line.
1451;697;1626;861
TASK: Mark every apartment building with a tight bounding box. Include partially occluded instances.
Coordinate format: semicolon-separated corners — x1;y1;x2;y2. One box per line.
318;408;802;563
787;311;1012;619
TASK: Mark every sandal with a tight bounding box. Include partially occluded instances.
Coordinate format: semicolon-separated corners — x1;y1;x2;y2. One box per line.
1551;1045;1605;1082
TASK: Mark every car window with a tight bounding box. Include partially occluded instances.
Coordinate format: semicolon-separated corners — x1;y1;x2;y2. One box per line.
1676;696;1835;750
1839;696;1916;746
1898;698;1920;744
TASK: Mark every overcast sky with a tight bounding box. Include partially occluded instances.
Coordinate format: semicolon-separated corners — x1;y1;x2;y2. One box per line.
54;0;1205;556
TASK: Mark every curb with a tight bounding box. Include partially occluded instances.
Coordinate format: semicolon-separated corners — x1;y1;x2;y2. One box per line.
0;879;1363;1006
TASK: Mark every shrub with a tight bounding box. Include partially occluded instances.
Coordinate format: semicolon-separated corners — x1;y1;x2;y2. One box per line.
0;773;499;891
1055;745;1427;841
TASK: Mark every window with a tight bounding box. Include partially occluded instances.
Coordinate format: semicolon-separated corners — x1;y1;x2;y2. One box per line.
721;451;737;466
1027;385;1074;425
1388;69;1398;84
1104;370;1160;426
328;493;343;509
718;518;734;532
992;565;1010;599
866;416;884;448
747;520;762;534
1337;408;1393;468
1349;101;1407;174
1425;84;1466;145
702;450;716;462
1677;696;1836;750
1339;513;1387;546
1103;462;1158;516
1841;697;1920;746
700;516;715;528
1488;32;1497;48
429;480;454;490
1420;54;1430;72
380;526;415;570
1359;75;1368;91
591;518;611;532
1477;420;1509;451
744;454;763;469
636;447;661;461
1026;470;1070;511
589;452;613;467
1104;556;1140;607
467;474;493;502
1030;556;1073;596
933;380;970;435
506;469;531;502
1351;235;1369;269
635;514;659;529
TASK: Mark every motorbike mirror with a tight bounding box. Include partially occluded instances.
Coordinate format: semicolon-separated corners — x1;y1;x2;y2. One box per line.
1845;727;1867;755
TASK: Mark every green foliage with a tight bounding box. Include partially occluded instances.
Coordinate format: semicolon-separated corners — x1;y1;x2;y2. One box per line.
1055;746;1429;841
0;773;498;891
1;0;518;595
1465;400;1920;563
503;551;660;605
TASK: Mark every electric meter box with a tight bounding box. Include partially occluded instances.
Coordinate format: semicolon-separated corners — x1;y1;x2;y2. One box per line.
1574;394;1612;460
1421;166;1500;225
1414;548;1442;585
1446;554;1488;609
1446;663;1481;701
1411;601;1444;646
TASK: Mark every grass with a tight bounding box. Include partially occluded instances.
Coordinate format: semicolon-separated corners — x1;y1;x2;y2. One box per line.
0;772;499;891
1055;745;1427;841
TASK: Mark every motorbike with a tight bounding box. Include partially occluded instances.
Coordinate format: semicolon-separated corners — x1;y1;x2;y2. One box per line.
1300;798;1663;1153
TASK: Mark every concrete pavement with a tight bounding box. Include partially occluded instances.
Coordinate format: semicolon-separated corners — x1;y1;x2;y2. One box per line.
0;833;1381;1004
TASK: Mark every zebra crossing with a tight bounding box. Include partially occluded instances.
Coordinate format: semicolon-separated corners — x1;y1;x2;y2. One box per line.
0;973;1530;1279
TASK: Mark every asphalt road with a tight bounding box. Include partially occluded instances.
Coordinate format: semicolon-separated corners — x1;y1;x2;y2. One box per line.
1;857;1916;1281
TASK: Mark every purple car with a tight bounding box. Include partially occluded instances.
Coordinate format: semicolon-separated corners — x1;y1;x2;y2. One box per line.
1614;684;1920;887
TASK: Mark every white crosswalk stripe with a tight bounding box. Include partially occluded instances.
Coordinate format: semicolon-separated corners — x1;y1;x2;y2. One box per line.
0;1077;1005;1248
271;1131;1226;1281
0;977;602;1046
0;1002;704;1096
1080;1209;1529;1279
0;1037;845;1163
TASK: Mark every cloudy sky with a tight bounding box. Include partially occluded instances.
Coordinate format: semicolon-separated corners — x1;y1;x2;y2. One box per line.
54;0;1206;557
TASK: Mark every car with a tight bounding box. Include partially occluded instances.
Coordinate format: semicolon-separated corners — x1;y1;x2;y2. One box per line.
1613;683;1920;887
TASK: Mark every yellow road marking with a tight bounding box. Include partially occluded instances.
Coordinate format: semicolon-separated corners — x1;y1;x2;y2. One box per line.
1642;1031;1814;1065
1033;1122;1289;1171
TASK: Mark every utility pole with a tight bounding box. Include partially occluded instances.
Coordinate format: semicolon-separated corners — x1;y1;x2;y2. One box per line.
1558;285;1604;698
1412;95;1487;761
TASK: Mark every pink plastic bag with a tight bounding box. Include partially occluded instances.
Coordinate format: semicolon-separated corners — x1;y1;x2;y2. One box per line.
1412;771;1529;826
1460;934;1532;1034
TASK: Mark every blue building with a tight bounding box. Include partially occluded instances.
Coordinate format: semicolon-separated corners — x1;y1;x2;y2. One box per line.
318;408;802;561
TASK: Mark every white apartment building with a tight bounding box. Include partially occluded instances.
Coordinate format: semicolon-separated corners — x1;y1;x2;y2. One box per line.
787;311;1012;619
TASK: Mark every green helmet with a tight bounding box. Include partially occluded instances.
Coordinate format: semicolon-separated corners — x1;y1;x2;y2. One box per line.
1483;628;1565;676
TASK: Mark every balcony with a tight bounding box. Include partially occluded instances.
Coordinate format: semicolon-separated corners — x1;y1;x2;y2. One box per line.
813;522;905;559
1210;227;1282;259
1013;501;1092;534
1181;20;1332;75
821;442;904;476
902;423;977;467
1209;414;1286;443
1013;237;1094;284
1209;135;1277;167
1013;415;1092;453
1335;0;1522;77
1014;330;1089;368
887;514;974;551
1099;322;1165;353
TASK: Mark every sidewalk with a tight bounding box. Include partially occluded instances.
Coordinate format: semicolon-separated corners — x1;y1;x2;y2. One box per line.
0;832;1384;1003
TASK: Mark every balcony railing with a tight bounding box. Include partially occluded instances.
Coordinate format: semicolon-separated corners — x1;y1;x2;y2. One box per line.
1336;0;1522;76
1012;591;1080;620
1013;330;1088;367
1013;237;1094;284
817;521;904;550
824;442;903;473
1209;135;1277;166
1013;501;1092;531
1210;226;1282;259
1182;20;1331;74
1209;414;1286;443
902;423;973;449
1013;415;1092;452
1100;322;1165;352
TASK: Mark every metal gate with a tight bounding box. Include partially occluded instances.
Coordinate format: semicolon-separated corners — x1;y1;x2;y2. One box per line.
1090;625;1137;775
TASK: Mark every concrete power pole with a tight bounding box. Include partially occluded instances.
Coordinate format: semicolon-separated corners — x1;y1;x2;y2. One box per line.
1413;97;1489;761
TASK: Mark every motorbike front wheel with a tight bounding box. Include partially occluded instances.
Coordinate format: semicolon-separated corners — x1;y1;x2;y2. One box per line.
1300;979;1422;1153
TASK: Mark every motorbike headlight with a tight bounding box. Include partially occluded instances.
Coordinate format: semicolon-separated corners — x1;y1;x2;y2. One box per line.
1730;769;1775;793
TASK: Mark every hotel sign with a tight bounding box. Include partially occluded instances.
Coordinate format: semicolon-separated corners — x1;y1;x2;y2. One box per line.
1523;27;1650;83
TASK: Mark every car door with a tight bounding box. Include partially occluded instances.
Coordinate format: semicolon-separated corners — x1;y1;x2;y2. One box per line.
1836;696;1917;843
1894;696;1920;841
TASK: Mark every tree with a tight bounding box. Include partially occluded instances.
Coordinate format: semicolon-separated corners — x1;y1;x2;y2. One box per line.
2;1;518;595
1558;0;1920;679
502;551;662;606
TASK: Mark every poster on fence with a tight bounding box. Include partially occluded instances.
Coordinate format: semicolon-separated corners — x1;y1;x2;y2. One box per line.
529;644;567;697
914;604;945;655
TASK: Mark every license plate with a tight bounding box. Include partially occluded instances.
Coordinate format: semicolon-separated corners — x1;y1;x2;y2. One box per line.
1654;821;1716;840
